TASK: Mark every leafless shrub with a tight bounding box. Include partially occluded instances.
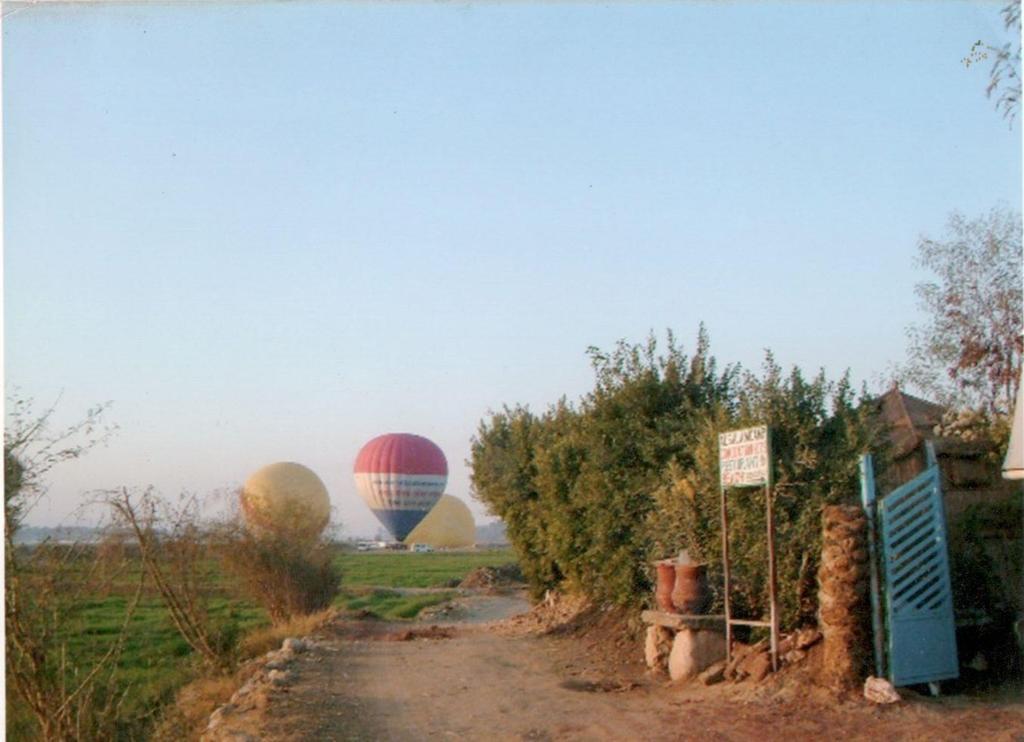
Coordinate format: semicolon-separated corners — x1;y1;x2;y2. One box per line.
6;537;143;741
215;519;341;625
4;396;140;741
103;488;234;670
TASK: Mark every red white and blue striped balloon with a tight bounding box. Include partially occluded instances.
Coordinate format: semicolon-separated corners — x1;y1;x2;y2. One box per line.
353;433;448;541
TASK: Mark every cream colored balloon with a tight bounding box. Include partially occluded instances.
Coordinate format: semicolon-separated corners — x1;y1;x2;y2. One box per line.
240;462;330;541
404;494;475;549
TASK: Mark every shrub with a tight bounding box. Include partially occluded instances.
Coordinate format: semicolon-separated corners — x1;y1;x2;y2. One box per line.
219;528;341;625
650;359;883;627
471;328;885;629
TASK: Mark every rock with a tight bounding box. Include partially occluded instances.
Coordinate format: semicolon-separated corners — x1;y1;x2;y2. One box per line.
698;660;726;685
782;649;806;665
776;635;795;655
746;651;773;682
736;647;764;673
724;640;765;680
863;676;901;704
736;638;769;658
794;627;822;650
967;652;989;672
267;669;293;687
230;682;253;703
213;732;257;742
668;629;726;681
205;703;236;731
644;625;673;673
724;655;743;680
282;637;307;654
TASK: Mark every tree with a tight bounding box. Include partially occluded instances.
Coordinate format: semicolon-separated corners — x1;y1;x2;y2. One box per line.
964;1;1021;126
903;207;1023;416
4;393;116;538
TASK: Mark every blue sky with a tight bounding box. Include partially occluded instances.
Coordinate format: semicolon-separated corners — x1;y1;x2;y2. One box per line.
4;2;1021;535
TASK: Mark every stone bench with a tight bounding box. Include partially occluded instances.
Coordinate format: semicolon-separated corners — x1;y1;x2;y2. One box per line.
641;610;726;681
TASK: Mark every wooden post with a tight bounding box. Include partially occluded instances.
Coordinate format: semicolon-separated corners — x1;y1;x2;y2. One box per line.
860;453;885;678
720;482;732;664
766;481;779;672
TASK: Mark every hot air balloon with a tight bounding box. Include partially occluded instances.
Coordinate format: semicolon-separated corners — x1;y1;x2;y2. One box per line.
240;462;331;542
404;494;476;549
353;433;447;541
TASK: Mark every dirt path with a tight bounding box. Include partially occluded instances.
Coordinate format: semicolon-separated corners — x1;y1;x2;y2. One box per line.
221;596;1024;741
415;590;532;624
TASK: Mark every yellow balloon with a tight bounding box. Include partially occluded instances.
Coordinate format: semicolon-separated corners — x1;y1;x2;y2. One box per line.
241;462;330;541
404;494;476;549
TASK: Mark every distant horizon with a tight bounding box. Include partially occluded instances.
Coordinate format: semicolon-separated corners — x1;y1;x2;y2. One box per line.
10;517;508;541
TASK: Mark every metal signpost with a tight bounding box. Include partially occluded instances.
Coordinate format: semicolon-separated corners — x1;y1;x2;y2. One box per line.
719;425;780;671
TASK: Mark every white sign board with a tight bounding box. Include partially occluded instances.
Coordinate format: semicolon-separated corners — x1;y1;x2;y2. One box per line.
719;425;770;488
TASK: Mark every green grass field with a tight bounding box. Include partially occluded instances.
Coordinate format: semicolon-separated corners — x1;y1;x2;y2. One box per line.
7;547;517;740
333;547;516;619
335;548;517;588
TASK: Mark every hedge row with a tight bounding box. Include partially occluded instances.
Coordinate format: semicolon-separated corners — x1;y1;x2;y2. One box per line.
470;328;885;629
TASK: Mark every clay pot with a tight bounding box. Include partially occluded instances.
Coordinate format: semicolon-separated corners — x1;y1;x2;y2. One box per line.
654;560;677;612
671;563;711;615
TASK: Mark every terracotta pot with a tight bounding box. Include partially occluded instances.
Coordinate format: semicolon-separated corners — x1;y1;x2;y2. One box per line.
654;560;677;612
671;563;711;615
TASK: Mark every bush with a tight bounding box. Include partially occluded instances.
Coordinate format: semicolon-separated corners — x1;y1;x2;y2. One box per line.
219;528;341;625
649;359;882;627
471;328;885;629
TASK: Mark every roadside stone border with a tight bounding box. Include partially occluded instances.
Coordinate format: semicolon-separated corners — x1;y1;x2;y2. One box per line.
201;637;322;741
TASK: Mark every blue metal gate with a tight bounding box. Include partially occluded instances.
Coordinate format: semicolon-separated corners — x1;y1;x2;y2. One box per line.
862;444;959;687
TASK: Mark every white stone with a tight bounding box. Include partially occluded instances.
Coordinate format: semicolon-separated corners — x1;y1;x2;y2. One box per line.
668;629;726;681
644;625;673;672
205;704;235;731
967;652;988;672
267;669;293;686
282;637;307;654
233;679;258;698
863;676;901;704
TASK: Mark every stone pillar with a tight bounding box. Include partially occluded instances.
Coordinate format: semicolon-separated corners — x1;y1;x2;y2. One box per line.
644;625;673;674
817;505;870;690
667;629;726;681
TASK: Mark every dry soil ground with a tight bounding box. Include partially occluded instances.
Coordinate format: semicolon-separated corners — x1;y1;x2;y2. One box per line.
221;591;1024;741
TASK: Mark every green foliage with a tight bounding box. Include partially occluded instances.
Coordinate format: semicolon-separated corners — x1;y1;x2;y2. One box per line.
471;329;884;628
651;358;882;627
948;499;1024;623
469;407;558;598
